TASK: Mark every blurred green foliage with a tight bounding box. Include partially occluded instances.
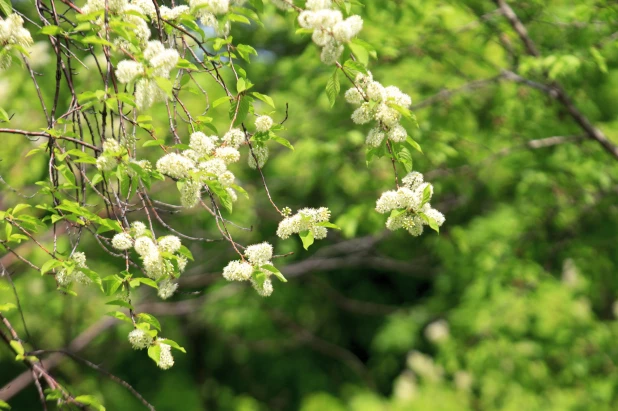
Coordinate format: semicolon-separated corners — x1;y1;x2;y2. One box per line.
2;0;618;410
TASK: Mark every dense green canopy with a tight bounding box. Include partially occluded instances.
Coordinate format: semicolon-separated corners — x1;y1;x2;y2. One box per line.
1;0;618;410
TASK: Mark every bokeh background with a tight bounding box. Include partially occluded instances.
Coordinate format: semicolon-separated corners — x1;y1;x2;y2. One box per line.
2;0;618;409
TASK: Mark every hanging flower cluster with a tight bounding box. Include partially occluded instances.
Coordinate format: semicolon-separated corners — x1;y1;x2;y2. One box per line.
223;242;284;297
112;222;186;299
298;0;363;64
128;330;176;370
276;207;333;240
156;129;245;208
115;40;179;111
375;171;445;236
0;14;33;70
345;71;412;147
56;252;91;286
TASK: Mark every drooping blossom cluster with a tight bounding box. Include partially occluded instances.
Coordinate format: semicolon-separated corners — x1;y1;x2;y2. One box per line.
111;222;185;299
56;252;91;287
156;129;246;207
276;207;332;240
222;242;279;297
128;328;153;350
375;171;445;236
0;14;33;70
298;0;363;64
345;71;413;147
116;40;179;111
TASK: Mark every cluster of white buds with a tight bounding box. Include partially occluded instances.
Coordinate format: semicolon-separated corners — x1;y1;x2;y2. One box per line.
375;171;445;236
0;14;33;70
116;41;179;111
111;226;185;297
222;242;278;297
82;0;151;45
298;0;363;65
189;0;232;36
270;0;293;10
276;207;332;240
95;139;127;171
156;129;244;208
128;328;153;350
254;115;274;133
345;71;412;147
56;252;91;287
157;339;175;370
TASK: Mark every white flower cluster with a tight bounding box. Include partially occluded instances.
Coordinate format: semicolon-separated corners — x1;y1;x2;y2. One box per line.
276;207;332;240
298;0;363;65
156;129;244;207
375;171;445;236
270;0;293;10
128;328;153;350
111;225;185;297
95;139;126;171
157;340;175;370
222;242;277;297
345;71;413;147
254;115;274;133
0;14;34;70
116;41;179;111
82;0;151;45
189;0;232;36
56;252;91;287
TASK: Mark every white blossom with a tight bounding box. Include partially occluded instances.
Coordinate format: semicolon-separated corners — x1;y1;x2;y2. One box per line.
157;279;178;300
320;41;343;65
112;232;133;250
116;60;144;84
387;124;407;143
351;103;372;125
222;260;254;281
251;277;274;297
190;0;229;14
366;127;385;147
344;87;364;105
248;145;269;169
376;191;399;214
128;328;153;350
158;236;181;253
180;179;202;208
425;320;449;343
244;242;273;266
223;128;245;148
214;147;240;164
190;132;217;156
156;153;196;180
199;158;227;176
157;341;175;369
255;115;274;132
218;170;235;187
306;0;331;10
402;171;423;190
134;236;157;257
131;221;147;237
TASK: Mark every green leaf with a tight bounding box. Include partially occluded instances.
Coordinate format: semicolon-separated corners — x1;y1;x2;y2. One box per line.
137;312;161;331
252;91;275;109
142;139;164;148
147;344;161;365
40;259;63;275
105;299;134;310
261;264;287;283
270;133;294;150
177;245;194;261
316;221;341;229
80;36;113;47
106;311;133;324
158;339;187;353
398;146;413;173
419;212;440;233
130;277;159;288
236;77;247;94
10;340;24;356
0;399;10;410
0;303;16;312
421;184;432;206
0;0;11;17
154;77;174;99
0;108;9;122
406;136;422;153
343;59;368;75
228;13;251;25
212;96;230;108
326;68;340;108
299;229;314;250
39;25;63;36
74;395;105;411
390;208;407;219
